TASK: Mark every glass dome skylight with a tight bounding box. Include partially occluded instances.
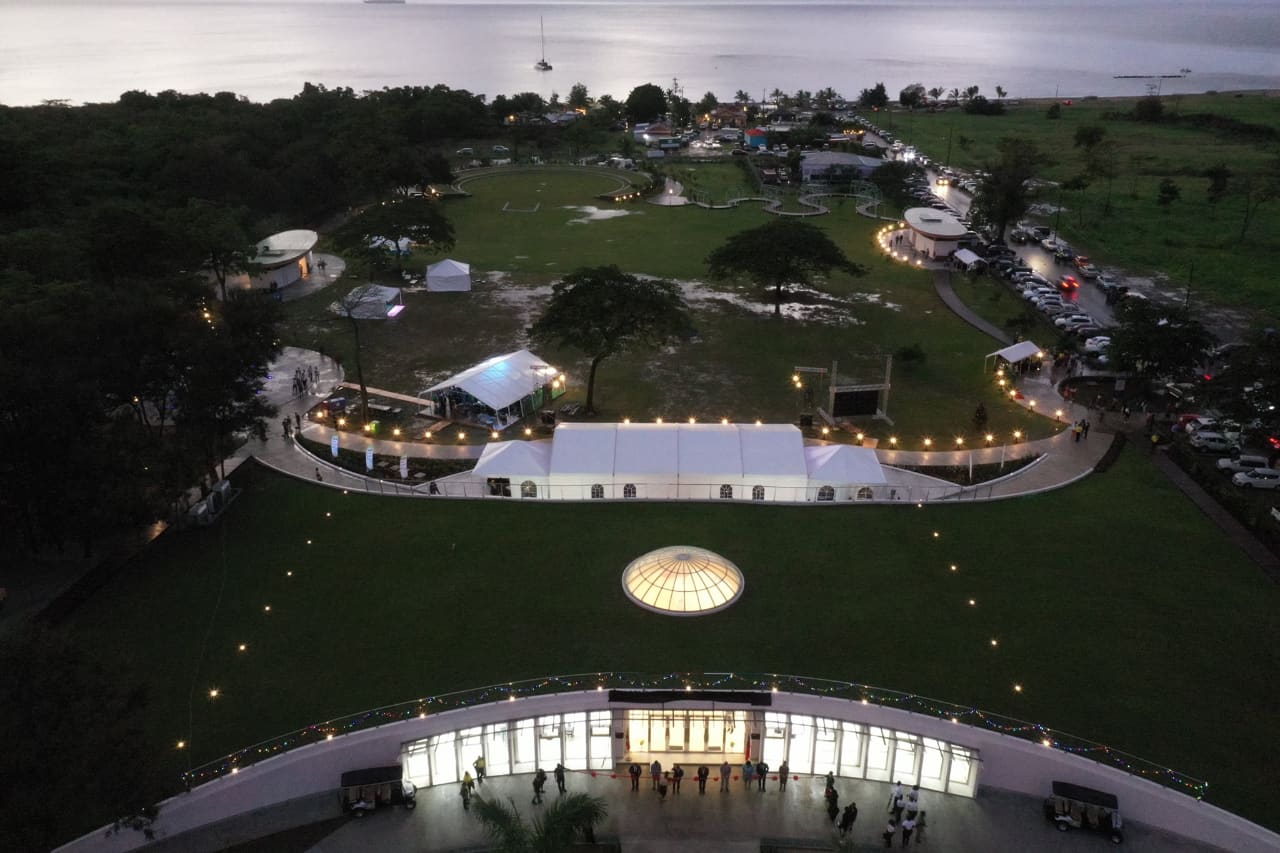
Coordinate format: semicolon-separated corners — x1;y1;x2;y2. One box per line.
621;546;744;616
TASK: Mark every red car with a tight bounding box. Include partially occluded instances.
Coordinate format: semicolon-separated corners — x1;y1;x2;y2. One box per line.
1059;275;1080;290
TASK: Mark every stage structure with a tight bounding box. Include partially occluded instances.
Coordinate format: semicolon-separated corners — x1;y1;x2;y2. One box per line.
796;357;893;427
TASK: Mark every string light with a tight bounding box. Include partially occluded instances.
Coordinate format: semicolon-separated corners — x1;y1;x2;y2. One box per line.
208;688;220;699
968;598;976;606
176;740;186;749
238;643;247;652
264;605;272;613
950;564;958;572
1014;684;1024;693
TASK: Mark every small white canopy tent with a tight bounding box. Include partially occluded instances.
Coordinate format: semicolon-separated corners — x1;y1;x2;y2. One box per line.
954;248;985;270
472;440;552;498
984;340;1043;373
423;349;559;427
426;259;472;292
804;445;888;501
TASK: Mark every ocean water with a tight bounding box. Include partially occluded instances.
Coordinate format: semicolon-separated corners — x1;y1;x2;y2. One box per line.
1;1;1278;106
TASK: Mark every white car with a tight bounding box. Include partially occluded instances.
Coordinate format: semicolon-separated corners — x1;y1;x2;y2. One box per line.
1191;431;1240;453
1218;455;1273;474
1055;315;1094;328
1232;469;1280;489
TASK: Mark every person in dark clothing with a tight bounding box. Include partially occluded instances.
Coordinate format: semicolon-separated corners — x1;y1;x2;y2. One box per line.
883;817;897;848
755;760;768;791
778;760;789;791
554;762;566;794
629;763;642;791
696;765;709;793
531;768;547;804
672;764;684;794
840;803;858;836
826;787;840;825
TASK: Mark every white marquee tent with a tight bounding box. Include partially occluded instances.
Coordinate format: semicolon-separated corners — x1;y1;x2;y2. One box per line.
426;259;472;292
423;349;560;427
804;445;887;500
984;340;1044;372
470;422;880;502
330;284;403;320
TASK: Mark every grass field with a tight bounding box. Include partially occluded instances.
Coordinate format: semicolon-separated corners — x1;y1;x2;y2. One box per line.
66;444;1280;829
287;170;1060;444
880;93;1280;313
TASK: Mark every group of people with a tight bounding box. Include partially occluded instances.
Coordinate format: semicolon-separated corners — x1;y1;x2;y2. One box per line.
292;363;320;398
628;758;794;800
1071;418;1092;442
882;781;925;848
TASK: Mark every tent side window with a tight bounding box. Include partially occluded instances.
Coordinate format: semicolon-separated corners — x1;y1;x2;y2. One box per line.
718;484;733;500
817;485;835;502
521;480;538;498
752;485;765;501
590;484;604;499
623;483;637;499
855;486;874;501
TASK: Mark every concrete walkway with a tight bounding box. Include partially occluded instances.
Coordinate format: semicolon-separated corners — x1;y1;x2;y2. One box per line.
934;268;1014;345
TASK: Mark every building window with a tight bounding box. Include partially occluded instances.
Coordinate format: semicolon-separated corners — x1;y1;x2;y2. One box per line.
623;483;637;499
590;484;604;500
521;480;537;498
719;484;733;500
818;485;835;502
856;486;874;501
752;485;765;501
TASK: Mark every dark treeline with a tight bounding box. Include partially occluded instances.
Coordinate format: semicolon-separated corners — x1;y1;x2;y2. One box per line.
0;83;523;556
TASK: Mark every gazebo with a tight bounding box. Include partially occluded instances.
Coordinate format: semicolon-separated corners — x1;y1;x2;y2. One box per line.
903;208;968;259
984;340;1044;375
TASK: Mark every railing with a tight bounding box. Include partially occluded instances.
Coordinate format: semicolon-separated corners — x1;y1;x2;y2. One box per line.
181;671;1208;801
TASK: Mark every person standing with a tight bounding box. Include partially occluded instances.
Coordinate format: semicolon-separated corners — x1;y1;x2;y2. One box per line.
719;760;731;792
826;786;840;826
742;759;754;790
882;817;897;848
1082;419;1091;439
672;763;684;794
658;771;670;801
890;781;905;822
554;762;567;794
697;765;709;794
461;771;475;798
293;412;301;430
905;785;920;819
532;768;547;804
629;762;642;792
901;815;916;847
473;755;486;785
650;759;662;791
840;802;858;837
825;770;835;793
778;760;789;791
755;760;769;791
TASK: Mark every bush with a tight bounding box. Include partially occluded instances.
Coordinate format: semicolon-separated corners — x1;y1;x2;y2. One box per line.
1134;96;1164;122
1046;103;1062;120
895;343;926;366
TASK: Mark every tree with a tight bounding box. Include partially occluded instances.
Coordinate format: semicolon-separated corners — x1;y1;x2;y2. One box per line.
1073;124;1107;152
567;82;590;110
858;83;888;109
333;195;454;272
734;89;751;104
1046;103;1062;120
180;200;258;302
472;792;607;853
969;137;1047;240
529;266;692;414
815;87;840;108
1107;299;1214;381
0;629;165;851
948;88;961;104
995;85;1007;101
1233;157;1280;240
1157;177;1181;208
624;83;667;123
330;284;387;425
706;219;867;316
1204;163;1232;203
899;83;926;110
927;86;944;104
1134;95;1164;122
963;85;980;102
695;91;719;117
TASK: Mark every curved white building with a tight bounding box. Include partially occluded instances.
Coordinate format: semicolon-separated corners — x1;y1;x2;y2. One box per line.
226;229;319;296
903;208;968;260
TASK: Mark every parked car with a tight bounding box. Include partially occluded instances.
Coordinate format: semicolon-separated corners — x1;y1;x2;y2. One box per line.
492;144;510;154
1096;272;1122;292
1078;263;1101;280
1232;469;1280;490
1044;780;1122;845
1054;314;1093;328
455;147;474;156
1217;455;1273;474
1054;244;1076;262
1190;431;1240;453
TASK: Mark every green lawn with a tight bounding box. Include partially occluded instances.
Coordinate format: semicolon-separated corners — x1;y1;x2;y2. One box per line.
285;169;1060;445
67;445;1280;829
881;94;1280;314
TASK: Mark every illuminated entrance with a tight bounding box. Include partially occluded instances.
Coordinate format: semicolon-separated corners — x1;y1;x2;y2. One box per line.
627;709;747;755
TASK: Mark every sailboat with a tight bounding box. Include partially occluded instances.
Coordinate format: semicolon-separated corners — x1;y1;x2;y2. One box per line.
535;17;552;71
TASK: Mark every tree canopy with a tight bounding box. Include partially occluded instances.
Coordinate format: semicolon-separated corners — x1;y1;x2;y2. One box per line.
529;266;692;414
970;137;1048;239
1107;299;1214;381
624;83;668;124
473;792;607;853
705;219;867;316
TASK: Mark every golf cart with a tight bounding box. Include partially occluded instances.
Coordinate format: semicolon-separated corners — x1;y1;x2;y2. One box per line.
340;765;416;816
1044;780;1123;844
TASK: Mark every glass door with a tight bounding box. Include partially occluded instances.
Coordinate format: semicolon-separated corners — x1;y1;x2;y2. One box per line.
865;726;894;781
649;712;667;751
429;731;458;784
688;712;707;752
812;718;839;776
668;712;686;750
707;714;726;751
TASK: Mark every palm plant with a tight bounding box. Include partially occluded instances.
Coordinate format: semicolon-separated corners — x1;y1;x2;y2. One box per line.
473;792;608;853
